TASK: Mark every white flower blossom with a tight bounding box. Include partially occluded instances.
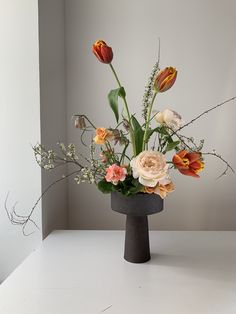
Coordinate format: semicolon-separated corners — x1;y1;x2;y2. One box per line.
154;108;183;131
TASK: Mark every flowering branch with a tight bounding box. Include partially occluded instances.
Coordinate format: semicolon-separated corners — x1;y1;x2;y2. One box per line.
142;91;158;150
142;38;161;122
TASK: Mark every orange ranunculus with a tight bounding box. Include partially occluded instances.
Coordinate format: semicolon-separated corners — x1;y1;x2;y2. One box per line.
92;40;113;64
93;128;113;145
143;181;175;199
172;150;205;178
154;67;177;93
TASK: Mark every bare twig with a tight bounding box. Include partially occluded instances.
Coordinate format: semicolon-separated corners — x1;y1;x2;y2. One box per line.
202;152;235;179
5;170;80;235
101;305;113;312
179;96;236;131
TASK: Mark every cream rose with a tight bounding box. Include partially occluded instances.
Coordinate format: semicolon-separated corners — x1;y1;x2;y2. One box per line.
154;108;182;131
130;151;170;187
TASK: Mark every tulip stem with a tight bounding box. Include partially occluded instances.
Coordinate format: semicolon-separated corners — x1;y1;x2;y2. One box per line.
109;63;136;156
142;91;158;150
109;63;122;88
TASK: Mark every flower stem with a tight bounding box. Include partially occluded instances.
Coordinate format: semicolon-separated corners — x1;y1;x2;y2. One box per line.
109;63;136;156
74;114;96;129
142;91;157;150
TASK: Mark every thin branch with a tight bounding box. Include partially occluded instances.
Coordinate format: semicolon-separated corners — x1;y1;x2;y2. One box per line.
202;152;235;179
179;96;236;131
5;170;80;235
101;305;113;312
167;127;193;151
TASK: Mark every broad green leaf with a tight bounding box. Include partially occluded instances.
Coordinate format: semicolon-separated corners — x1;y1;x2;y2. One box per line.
131;116;144;155
128;183;143;195
119;178;142;196
165;140;180;152
108;87;126;123
97;179;114;194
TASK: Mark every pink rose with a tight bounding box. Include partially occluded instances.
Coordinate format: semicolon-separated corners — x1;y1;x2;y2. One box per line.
105;164;127;185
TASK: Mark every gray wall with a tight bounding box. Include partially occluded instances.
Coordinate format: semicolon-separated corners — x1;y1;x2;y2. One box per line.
65;0;236;230
38;0;68;238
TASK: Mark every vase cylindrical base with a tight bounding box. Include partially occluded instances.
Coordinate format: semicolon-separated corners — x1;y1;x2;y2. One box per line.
124;215;150;263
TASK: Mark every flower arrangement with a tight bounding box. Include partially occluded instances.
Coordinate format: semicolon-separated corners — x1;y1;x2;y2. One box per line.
5;39;236;235
33;39;235;201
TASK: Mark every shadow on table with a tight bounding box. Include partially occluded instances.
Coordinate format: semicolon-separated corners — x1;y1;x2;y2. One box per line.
149;252;236;284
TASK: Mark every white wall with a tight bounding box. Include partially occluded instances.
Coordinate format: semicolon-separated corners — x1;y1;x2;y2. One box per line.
65;0;236;230
0;0;41;281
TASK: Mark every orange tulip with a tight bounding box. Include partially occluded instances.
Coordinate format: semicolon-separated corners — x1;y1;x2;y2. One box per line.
92;40;113;64
172;150;204;178
154;67;177;93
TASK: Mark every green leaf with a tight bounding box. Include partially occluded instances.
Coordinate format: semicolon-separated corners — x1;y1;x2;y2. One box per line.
131;116;144;155
145;126;169;144
119;181;142;196
97;179;114;194
165;141;180;152
108;87;126;123
158;125;169;135
128;183;143;195
145;127;159;142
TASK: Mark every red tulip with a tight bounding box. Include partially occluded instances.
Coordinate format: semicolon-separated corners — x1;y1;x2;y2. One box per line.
154;67;177;93
172;150;204;178
92;40;113;64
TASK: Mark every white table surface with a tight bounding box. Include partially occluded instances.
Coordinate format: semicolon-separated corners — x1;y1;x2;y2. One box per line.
0;231;236;314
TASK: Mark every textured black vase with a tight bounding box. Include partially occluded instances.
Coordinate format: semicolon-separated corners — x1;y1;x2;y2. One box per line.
111;191;164;263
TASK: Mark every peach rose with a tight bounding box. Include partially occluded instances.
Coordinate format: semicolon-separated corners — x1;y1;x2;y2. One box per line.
143;181;175;199
105;164;127;185
93;128;113;145
130;151;170;187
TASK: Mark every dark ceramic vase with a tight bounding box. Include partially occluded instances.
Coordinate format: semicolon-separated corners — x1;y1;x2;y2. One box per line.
111;191;164;263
